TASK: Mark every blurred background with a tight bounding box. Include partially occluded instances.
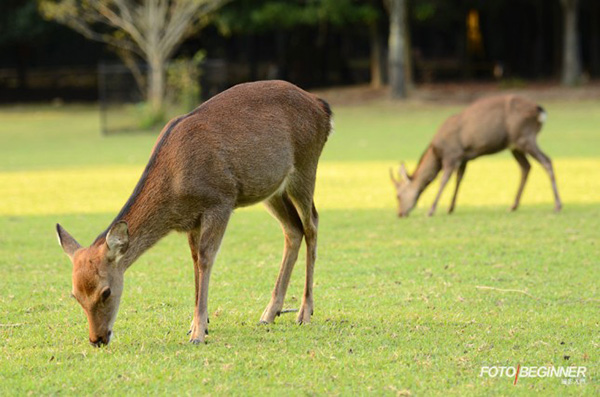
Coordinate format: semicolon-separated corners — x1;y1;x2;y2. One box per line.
0;0;598;133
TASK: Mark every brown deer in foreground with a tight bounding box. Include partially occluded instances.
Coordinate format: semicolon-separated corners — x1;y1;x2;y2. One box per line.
56;80;333;346
390;95;562;217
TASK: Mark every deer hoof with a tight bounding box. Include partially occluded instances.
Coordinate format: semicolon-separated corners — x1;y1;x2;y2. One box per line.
296;305;313;324
188;321;207;343
259;304;281;324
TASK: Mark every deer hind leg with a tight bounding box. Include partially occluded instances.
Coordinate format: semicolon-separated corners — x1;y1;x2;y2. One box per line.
448;161;467;214
429;164;456;217
510;149;531;211
189;207;231;344
524;140;562;212
287;176;319;324
260;193;304;324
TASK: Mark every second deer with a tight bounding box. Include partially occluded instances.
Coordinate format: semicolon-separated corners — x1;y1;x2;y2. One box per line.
390;95;562;217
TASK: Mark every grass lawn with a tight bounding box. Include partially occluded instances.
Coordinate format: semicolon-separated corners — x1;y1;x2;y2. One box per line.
0;99;598;395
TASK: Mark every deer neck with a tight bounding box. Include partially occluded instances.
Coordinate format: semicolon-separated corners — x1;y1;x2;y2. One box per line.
410;145;441;196
94;172;171;270
120;203;170;269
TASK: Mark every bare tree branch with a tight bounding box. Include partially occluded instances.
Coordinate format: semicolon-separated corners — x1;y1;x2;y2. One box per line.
39;0;228;111
92;1;149;53
113;46;147;98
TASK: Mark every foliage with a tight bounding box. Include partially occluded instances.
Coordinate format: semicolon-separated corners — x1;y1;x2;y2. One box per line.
412;1;436;21
134;102;167;131
498;77;528;89
0;0;51;44
166;50;206;112
409;0;464;28
216;0;379;35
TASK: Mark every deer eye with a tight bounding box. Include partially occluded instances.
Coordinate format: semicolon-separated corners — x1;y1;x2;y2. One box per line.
101;288;111;301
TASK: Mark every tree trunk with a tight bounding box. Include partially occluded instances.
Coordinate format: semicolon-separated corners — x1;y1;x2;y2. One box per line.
561;0;581;86
590;0;600;77
388;0;408;99
148;57;165;114
403;2;413;91
370;22;384;88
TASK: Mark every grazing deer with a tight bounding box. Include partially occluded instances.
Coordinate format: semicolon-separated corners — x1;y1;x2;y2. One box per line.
390;95;562;217
56;80;333;346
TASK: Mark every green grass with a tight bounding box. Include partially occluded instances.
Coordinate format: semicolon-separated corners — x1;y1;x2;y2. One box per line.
0;100;598;395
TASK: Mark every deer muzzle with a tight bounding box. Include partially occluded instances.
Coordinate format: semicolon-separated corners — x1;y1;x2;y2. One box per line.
89;330;112;347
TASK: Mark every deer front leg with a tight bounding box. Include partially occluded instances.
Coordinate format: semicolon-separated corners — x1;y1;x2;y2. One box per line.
510;149;531;211
448;161;467;214
524;142;562;212
429;166;454;216
189;208;231;344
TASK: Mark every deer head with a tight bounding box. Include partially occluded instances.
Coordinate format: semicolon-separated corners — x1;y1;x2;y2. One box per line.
56;222;130;347
389;163;419;217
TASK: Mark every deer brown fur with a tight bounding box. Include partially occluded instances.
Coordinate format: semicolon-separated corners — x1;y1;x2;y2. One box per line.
390;95;562;217
56;80;333;346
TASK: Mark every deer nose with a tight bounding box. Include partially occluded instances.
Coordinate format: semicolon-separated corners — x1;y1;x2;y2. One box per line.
89;337;106;347
89;331;112;347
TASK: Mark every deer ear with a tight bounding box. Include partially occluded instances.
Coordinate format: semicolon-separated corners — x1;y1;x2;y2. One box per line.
389;167;399;185
56;224;81;259
399;162;411;181
106;221;129;260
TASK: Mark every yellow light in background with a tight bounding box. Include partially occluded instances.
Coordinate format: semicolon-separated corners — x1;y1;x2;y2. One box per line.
0;159;598;216
467;9;484;57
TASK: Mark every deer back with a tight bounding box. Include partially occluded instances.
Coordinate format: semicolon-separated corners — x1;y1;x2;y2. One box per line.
160;81;332;207
432;95;542;161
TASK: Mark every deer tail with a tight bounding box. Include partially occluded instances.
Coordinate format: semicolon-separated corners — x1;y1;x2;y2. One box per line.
537;105;547;124
317;97;334;136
